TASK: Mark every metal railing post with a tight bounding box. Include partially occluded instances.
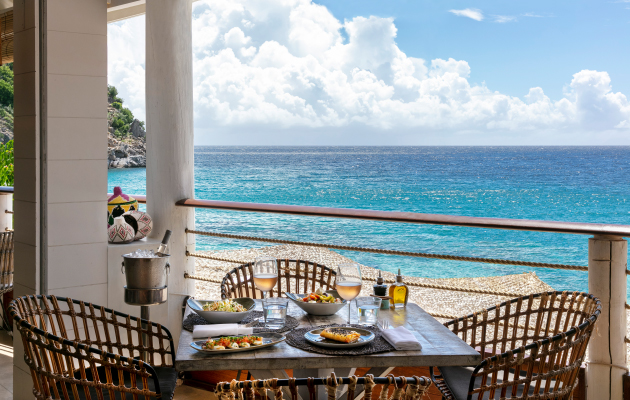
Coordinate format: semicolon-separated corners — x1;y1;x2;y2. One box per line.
588;235;627;400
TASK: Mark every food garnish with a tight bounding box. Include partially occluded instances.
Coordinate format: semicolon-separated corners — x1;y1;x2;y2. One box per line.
202;335;264;350
300;287;342;303
319;327;361;343
202;299;247;312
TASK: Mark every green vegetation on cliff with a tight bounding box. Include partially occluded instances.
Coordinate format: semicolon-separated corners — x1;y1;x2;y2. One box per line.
0;64;14;137
0;140;13;186
107;85;145;139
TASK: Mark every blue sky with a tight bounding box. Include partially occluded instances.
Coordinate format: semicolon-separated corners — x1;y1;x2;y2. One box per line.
319;0;630;101
108;0;630;145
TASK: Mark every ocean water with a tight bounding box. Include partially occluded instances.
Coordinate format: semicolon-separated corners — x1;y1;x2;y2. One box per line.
108;146;630;295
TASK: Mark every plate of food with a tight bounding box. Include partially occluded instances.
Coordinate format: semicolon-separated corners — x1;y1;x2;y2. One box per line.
285;288;347;316
304;327;375;348
190;333;286;353
188;297;255;324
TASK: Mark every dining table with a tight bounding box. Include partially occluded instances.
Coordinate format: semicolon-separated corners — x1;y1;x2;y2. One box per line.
176;300;480;400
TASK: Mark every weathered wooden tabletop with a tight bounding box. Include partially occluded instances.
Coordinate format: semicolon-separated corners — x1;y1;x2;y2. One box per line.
175;301;480;371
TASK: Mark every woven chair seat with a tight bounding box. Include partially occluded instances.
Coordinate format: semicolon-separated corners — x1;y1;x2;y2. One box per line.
67;365;178;400
431;291;601;400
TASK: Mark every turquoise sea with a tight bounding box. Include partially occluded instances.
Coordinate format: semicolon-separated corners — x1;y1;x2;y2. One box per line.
108;146;630;295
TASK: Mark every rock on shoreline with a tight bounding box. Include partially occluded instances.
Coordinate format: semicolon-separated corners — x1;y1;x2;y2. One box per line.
108;135;146;168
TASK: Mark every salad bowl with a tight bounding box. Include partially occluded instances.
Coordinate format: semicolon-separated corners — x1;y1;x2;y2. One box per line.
188;297;255;324
285;290;347;316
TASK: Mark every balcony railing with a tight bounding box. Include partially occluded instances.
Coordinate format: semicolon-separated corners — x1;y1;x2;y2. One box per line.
3;187;627;398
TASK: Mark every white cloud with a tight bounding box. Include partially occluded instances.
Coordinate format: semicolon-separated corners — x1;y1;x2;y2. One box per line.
493;15;517;23
448;8;484;21
107;0;630;144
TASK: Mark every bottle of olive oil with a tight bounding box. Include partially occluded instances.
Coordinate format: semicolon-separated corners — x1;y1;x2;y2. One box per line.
389;268;409;308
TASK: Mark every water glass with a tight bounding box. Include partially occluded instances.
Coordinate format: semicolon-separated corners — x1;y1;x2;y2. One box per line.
262;297;289;329
356;297;381;325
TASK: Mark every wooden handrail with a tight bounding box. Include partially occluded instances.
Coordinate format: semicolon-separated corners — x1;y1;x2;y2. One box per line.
176;198;630;237
4;186;630;237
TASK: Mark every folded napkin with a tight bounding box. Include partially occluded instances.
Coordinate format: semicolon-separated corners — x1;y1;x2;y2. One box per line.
381;326;422;351
193;324;254;339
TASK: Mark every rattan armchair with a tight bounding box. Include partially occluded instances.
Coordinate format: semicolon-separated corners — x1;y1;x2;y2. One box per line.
430;291;601;400
221;259;336;299
0;231;13;329
10;294;177;400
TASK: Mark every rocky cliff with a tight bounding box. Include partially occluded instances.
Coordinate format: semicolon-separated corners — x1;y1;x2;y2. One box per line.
0;79;146;168
107;85;146;169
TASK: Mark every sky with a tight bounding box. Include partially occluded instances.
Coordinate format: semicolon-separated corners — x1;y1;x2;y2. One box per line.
107;0;630;145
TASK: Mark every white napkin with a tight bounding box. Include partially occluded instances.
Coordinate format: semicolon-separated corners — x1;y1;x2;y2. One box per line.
381;326;422;351
193;324;254;339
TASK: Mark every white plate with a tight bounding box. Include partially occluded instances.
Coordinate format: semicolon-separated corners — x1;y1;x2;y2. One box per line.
191;332;286;354
304;327;375;348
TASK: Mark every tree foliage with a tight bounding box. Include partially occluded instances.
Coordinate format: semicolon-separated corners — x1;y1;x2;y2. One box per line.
0;65;13;108
0;140;14;186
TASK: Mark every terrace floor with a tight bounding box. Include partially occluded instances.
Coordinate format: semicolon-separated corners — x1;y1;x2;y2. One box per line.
0;331;12;400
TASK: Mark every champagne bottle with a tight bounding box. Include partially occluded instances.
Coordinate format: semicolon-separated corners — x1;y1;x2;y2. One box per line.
156;230;172;256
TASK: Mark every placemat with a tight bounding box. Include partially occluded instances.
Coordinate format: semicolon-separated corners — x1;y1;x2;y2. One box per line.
183;311;299;334
285;324;395;356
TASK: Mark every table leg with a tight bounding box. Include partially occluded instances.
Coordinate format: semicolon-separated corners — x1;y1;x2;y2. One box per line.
317;369;334;400
141;305;149;362
250;369;304;400
335;368;357;399
351;367;395;400
292;369;318;400
298;368;354;400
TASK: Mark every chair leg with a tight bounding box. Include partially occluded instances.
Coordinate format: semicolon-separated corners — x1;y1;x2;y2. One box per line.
0;296;12;335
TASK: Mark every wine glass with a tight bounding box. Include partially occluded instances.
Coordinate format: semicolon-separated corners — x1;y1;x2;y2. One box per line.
335;263;362;325
253;257;279;299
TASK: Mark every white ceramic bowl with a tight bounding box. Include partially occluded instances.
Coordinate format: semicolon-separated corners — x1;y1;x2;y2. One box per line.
286;291;347;316
188;297;255;324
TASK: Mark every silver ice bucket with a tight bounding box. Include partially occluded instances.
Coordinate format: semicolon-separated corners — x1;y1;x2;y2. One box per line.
122;254;170;289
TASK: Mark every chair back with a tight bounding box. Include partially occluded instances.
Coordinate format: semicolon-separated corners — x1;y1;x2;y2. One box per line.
215;373;433;400
10;294;174;400
445;291;601;400
0;231;13;293
221;259;336;299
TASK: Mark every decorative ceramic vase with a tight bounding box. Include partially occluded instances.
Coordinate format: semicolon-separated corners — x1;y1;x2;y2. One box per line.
108;186;139;226
123;210;153;240
108;217;135;244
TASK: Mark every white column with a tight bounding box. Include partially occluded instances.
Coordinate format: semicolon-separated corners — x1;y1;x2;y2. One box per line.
587;235;627;400
146;0;195;345
13;0;108;398
0;193;11;231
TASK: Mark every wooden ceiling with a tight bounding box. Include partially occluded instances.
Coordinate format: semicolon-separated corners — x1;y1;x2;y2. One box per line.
0;10;12;65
